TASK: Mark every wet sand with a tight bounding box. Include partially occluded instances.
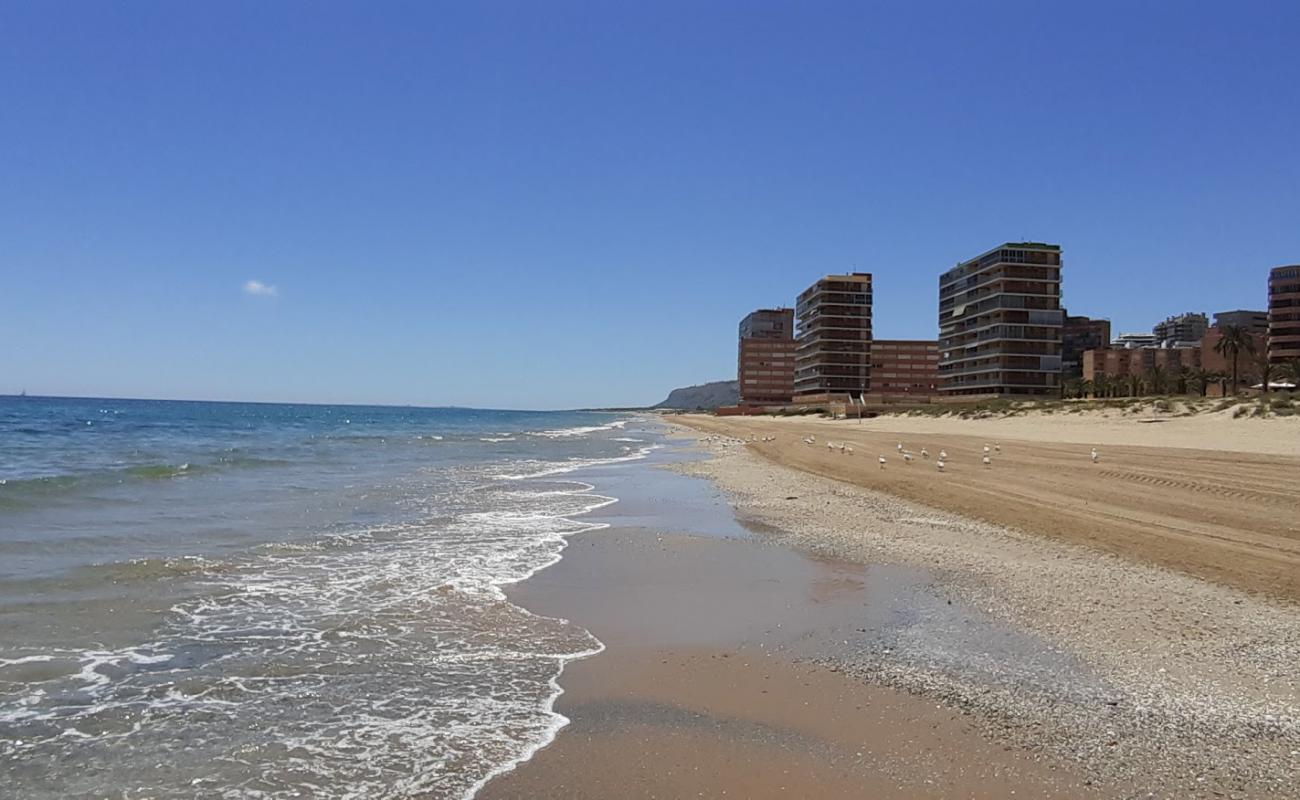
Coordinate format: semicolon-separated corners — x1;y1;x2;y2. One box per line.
481;422;1299;799
482;528;1089;799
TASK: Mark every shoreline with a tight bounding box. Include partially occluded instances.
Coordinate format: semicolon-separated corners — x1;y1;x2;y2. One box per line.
481;419;1299;799
663;420;1300;797
483;524;1092;798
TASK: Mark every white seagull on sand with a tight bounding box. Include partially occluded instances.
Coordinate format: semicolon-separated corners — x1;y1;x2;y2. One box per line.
878;456;887;469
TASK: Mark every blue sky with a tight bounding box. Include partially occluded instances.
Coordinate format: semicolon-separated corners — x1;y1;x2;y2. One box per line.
2;1;1297;409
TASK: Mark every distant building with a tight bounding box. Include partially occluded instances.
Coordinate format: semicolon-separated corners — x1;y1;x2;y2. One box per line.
870;340;939;399
1152;312;1209;347
1082;346;1201;385
737;308;795;405
1201;325;1267;381
1213;309;1269;335
794;274;873;396
938;242;1063;397
1269;265;1300;364
1061;311;1111;381
1113;332;1159;349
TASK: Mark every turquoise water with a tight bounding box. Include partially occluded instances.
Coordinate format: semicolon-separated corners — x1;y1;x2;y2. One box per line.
0;396;657;798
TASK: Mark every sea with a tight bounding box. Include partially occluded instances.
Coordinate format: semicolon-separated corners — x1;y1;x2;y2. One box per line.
0;396;661;799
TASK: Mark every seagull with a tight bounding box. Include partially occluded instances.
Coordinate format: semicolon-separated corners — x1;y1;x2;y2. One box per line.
939;450;948;460
840;443;848;454
897;442;904;452
1091;448;1099;464
982;454;992;467
878;456;887;469
904;452;913;463
983;445;991;455
844;446;854;455
828;442;835;451
937;460;946;472
994;442;1001;453
921;448;930;459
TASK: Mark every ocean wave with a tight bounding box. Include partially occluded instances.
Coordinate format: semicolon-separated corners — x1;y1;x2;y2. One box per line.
479;436;517;443
0;457;290;510
492;443;661;480
526;419;628;439
80;555;230;585
0;466;627;798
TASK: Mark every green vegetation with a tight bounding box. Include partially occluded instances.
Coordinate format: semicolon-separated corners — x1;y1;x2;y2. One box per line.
1213;324;1256;394
893;393;1279;421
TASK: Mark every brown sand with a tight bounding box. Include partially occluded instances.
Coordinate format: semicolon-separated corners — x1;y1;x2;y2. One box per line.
481;529;1090;799
674;413;1300;602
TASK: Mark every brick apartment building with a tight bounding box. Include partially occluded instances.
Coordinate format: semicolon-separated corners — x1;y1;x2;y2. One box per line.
1214;309;1269;335
1082;346;1201;384
870;340;939;400
1062;312;1111;381
794;274;873;397
1269;265;1300;364
737;308;796;405
1201;325;1268;378
938;242;1063;397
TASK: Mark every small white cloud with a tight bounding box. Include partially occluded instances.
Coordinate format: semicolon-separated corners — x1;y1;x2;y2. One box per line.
243;280;278;297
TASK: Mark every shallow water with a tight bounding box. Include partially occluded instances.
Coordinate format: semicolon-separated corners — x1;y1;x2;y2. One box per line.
0;397;661;799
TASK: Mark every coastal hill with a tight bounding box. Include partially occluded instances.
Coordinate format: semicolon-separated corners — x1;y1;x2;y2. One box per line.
653;380;738;411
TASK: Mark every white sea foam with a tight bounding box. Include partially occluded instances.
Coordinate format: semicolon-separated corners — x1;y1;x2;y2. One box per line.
527;419;628;439
493;444;661;481
0;449;640;798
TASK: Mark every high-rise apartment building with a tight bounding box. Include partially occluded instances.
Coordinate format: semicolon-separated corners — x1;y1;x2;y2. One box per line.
870;340;939;399
1269;266;1300;364
1061;311;1111;381
938;243;1063;397
794;274;873;396
1153;312;1209;347
737;308;796;405
1213;309;1269;335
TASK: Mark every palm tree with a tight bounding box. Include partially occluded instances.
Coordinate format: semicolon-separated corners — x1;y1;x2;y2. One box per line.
1147;365;1168;395
1127;373;1144;397
1174;366;1191;396
1213;325;1256;395
1186;367;1210;398
1282;357;1300;392
1210;371;1230;397
1254;353;1275;397
1098;375;1115;398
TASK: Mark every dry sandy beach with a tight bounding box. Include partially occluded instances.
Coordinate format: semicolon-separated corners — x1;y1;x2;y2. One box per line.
681;410;1300;602
483;411;1300;799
